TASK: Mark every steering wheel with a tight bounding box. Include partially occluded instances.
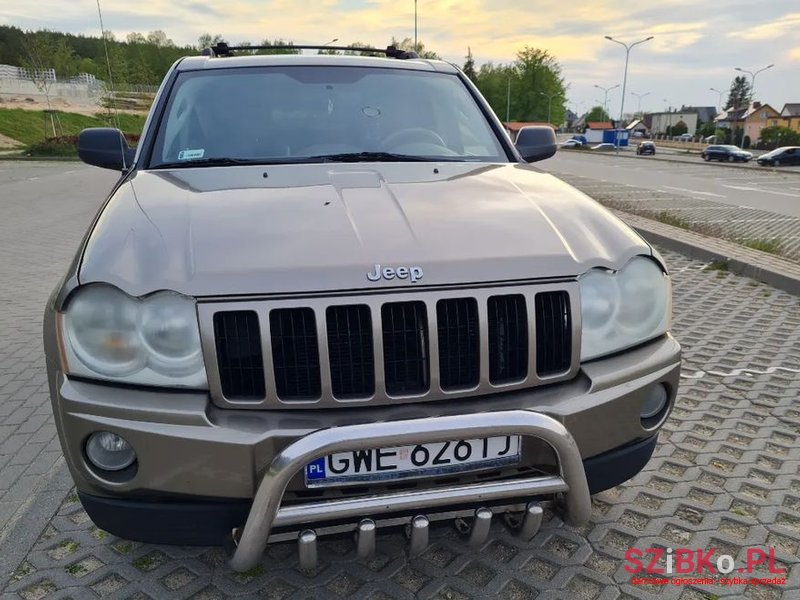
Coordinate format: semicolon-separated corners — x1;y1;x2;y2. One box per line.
381;127;447;150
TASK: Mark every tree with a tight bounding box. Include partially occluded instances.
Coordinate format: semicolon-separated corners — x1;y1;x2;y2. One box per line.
725;75;751;110
671;121;688;136
20;33;58;110
146;30;174;48
126;32;146;45
758;126;800;149
390;37;439;59
197;33;225;50
697;120;716;138
470;46;567;124
463;47;476;81
585;105;610;122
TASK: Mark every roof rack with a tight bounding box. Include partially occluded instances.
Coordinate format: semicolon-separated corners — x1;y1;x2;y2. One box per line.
201;43;419;59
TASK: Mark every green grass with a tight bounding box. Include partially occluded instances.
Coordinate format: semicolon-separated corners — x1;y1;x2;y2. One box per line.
742;238;783;255
705;260;729;272
0;108;146;147
654;211;692;230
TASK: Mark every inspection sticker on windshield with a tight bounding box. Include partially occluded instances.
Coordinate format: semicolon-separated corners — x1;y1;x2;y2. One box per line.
305;436;521;488
178;148;205;161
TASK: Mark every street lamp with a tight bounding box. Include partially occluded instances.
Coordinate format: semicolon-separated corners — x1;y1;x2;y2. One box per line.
593;83;619;119
414;0;418;50
733;64;774;148
323;38;339;46
709;87;724;113
630;91;650;118
605;35;654;152
539;83;570;125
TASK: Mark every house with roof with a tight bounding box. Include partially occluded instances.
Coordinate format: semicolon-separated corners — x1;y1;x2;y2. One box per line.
741;102;781;144
503;121;553;142
781;103;800;132
714;106;746;130
650;111;697;135
625;118;649;136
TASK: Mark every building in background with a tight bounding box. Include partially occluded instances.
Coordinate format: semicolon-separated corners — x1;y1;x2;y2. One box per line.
781;103;800;132
742;102;781;144
649;110;698;135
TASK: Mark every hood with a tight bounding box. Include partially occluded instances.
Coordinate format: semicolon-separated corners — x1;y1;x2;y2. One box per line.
79;163;650;297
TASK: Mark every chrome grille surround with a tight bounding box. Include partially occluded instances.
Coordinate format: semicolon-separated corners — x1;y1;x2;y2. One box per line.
198;281;581;409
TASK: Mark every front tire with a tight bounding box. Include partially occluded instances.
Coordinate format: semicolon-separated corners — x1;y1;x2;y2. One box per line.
728;156;734;162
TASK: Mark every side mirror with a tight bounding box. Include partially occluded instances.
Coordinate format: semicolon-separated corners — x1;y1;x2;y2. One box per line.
515;126;557;163
77;128;136;171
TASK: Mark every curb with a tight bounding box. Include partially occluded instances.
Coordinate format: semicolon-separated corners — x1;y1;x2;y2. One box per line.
0;459;72;587
560;148;800;176
0;156;79;162
615;209;800;296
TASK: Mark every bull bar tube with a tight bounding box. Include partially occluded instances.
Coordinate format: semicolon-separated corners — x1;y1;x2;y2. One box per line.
230;410;592;571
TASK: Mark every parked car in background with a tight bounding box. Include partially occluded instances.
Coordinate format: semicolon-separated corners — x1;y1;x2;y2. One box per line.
756;146;800;167
675;133;693;142
560;139;582;149
636;141;656;156
568;134;588;146
700;145;752;163
591;143;616;151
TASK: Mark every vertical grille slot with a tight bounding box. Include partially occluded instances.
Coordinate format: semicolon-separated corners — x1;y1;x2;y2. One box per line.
326;305;375;399
269;308;321;400
488;295;528;384
382;301;429;396
213;311;265;400
437;298;480;391
535;291;572;376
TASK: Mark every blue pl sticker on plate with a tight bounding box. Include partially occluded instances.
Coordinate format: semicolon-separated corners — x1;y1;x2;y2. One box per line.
177;148;205;161
306;458;326;481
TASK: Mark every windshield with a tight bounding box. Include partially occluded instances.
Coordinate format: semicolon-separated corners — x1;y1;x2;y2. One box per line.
149;65;508;168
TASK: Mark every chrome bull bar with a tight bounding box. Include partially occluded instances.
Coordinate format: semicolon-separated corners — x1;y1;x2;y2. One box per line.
230;410;592;572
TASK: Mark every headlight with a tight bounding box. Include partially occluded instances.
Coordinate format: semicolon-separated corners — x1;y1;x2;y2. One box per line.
62;285;207;388
580;257;670;361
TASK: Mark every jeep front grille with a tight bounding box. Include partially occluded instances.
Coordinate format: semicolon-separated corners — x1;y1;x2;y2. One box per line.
437;298;480;391
382;301;430;396
269;307;321;400
213;310;266;400
487;294;528;384
326;305;375;399
201;282;580;409
535;291;572;376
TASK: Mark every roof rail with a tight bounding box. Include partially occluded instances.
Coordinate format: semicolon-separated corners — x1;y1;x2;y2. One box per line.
201;43;419;59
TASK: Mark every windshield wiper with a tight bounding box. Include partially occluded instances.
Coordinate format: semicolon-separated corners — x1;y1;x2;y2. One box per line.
306;151;457;163
152;157;256;169
151;157;298;169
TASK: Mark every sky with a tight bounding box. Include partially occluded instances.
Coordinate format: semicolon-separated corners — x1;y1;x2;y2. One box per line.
2;0;799;116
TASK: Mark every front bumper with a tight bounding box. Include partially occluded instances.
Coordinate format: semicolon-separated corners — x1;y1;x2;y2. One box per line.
47;335;679;568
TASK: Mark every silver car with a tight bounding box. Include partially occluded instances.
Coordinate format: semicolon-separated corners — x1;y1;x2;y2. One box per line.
43;44;680;572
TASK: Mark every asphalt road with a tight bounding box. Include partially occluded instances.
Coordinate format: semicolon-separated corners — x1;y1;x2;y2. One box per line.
542;151;800;218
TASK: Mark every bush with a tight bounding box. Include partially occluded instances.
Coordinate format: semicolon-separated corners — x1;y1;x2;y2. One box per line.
27;133;139;157
27;136;78;156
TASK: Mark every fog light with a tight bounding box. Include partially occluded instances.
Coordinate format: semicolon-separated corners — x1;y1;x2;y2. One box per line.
85;431;136;471
641;384;668;420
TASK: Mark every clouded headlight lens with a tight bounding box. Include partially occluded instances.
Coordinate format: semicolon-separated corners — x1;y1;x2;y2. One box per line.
140;293;203;376
65;286;145;377
580;257;670;361
62;285;207;388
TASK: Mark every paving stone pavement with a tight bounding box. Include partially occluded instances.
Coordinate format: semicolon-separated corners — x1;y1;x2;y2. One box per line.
554;172;800;262
2;246;799;599
0;163;119;538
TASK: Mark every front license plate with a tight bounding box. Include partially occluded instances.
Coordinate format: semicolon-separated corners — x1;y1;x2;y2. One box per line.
305;436;521;488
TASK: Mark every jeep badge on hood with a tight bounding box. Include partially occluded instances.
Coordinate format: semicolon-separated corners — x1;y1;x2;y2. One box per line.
367;264;424;283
